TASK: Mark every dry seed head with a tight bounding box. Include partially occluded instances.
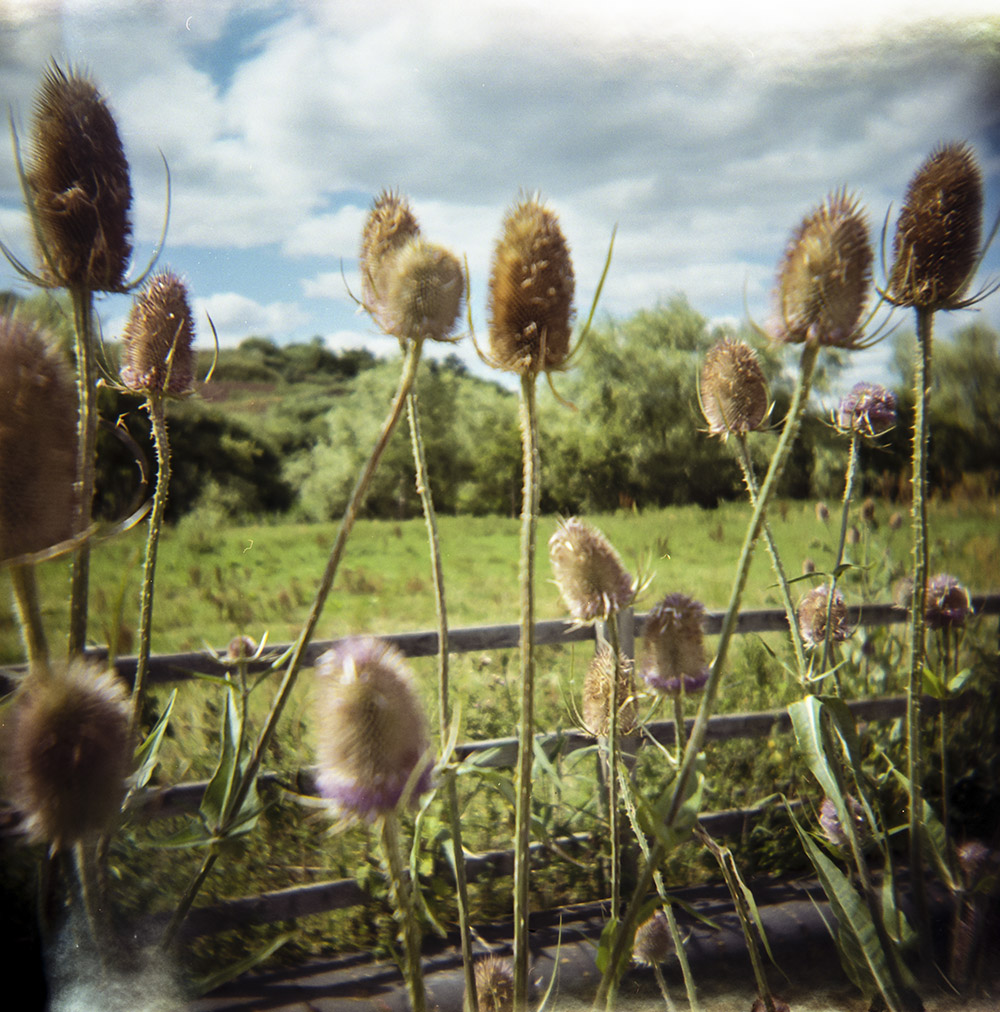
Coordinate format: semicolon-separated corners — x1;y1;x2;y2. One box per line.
0;315;78;562
699;338;769;437
488;196;575;374
633;911;673;966
775;190;872;347
381;238;464;343
27;64;132;290
797;585;850;649
582;645;636;738
471;954;515;1012
314;637;432;820
360;190;421;327
120;271;196;396
889;511;904;531
860;498;877;527
642;592;709;695
548;518;635;622
802;558;816;575
5;659;131;849
815;501;830;524
925;573;972;631
836;382;897;438
889;143;983;309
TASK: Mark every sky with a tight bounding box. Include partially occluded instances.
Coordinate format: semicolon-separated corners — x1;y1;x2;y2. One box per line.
1;0;999;392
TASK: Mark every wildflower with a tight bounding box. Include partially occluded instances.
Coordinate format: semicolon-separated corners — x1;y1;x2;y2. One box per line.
487;196;575;374
360;190;421;328
633;910;673;966
380;237;464;344
5;659;131;849
0;315;77;562
548;518;635;623
27;64;132;290
471;954;515;1012
888;143;984;310
775;190;872;347
836;382;897;438
797;585;850;649
642;593;710;695
119;270;196;397
819;795;869;852
925;574;972;631
313;638;432;820
699;338;769;437
582;645;636;738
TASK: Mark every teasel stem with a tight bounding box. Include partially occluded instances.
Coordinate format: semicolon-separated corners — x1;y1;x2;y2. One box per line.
605;614;623;923
652;962;678;1012
68;288;99;656
513;371;539;1009
72;840;109;970
161;339;424;947
10;563;49;667
734;434;808;682
129;395;170;742
938;629;953;839
406;390;475;1012
381;810;428;1012
595;341;820;1010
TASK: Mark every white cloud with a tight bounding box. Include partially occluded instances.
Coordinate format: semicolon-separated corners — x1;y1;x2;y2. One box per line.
301;267;360;303
192;290;310;346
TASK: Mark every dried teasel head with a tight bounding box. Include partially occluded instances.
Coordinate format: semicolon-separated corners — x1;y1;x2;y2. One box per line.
5;659;131;850
582;645;636;738
488;195;575;374
815;502;830;524
314;638;432;821
0;315;78;562
775;190;872;348
797;585;850;649
120;270;196;397
699;338;769;438
26;64;133;291
642;592;710;696
549;518;635;623
470;954;515;1012
381;238;465;344
836;382;897;438
360;190;421;329
925;574;972;631
888;143;984;310
633;910;673;966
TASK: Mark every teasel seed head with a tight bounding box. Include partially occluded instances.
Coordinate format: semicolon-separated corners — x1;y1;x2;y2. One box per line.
797;585;850;649
582;645;636;738
775;190;872;347
955;840;992;888
846;525;861;545
314;637;432;821
642;592;710;696
925;573;972;631
5;659;131;850
226;635;258;664
889;143;984;310
699;338;769;437
836;382;897;438
818;794;869;852
633;910;673;966
815;501;830;524
120;270;196;397
360;190;421;328
488;196;575;374
548;518;635;623
889;511;904;531
381;238;464;344
470;954;515;1012
802;558;816;575
0;314;78;562
27;64;133;291
860;498;877;527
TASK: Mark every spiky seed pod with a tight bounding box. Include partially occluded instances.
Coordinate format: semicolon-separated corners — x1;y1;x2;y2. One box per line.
120;271;196;396
836;382;897;438
860;498;877;527
488;196;575;374
889;511;904;531
27;64;132;290
5;659;130;849
0;315;78;562
582;645;636;738
889;143;983;309
360;190;421;327
314;637;432;821
797;585;850;649
470;954;515;1012
925;574;972;631
699;338;769;437
381;238;464;343
633;910;673;966
226;635;257;663
815;502;830;524
818;794;869;852
642;592;710;695
548;518;634;623
775;190;872;347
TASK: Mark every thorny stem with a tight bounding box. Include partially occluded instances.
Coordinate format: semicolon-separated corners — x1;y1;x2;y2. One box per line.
10;563;49;668
606;614;622;923
513;372;539;1009
161;339;424;947
652;961;678;1012
594;341;820;1010
406;390;475;1012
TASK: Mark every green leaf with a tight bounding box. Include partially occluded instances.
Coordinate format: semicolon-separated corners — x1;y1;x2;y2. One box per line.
193;931;295;995
922;666;946;699
947;667;973;694
132;689;177;790
200;681;242;829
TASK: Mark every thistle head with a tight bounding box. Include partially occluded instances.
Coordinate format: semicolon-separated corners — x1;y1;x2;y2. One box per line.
888;143;984;310
0;314;78;562
360;190;421;329
26;64;132;291
641;592;710;696
633;910;673;966
582;645;636;738
699;338;769;438
836;382;897;438
797;585;850;649
548;518;635;623
925;574;972;631
381;238;464;344
819;794;869;852
313;638;432;820
775;190;872;347
5;660;131;850
470;954;514;1012
120;271;196;397
488;196;575;374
